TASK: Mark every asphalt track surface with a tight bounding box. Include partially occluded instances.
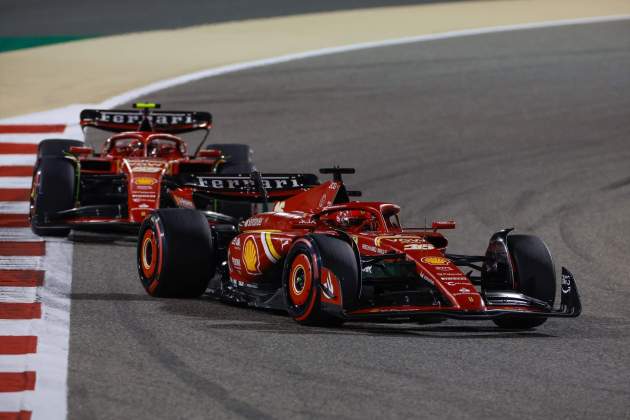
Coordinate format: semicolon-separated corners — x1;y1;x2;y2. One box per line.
0;0;465;36
69;21;630;419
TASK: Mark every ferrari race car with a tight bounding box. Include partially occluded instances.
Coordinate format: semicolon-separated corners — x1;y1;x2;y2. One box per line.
30;103;255;236
136;168;581;329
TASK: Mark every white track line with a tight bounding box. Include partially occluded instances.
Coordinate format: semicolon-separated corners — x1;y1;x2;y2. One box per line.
0;392;35;411
0;286;37;303
0;355;34;373
0;202;29;214
0;178;31;189
0;105;88;125
0;123;68;419
0;243;72;420
27;240;72;420
0;229;41;241
0;155;35;166
0;319;36;336
0;134;49;144
1;15;628;128
98;15;630;108
0;257;43;270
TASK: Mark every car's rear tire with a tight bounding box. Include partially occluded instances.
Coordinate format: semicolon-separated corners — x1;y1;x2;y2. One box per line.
137;209;216;298
207;143;254;169
493;234;556;330
30;156;76;237
283;235;358;326
37;139;84;159
35;139;84;173
208;143;256;221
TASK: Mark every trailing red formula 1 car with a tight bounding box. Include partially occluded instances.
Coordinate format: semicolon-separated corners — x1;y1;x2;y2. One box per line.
30;103;255;236
137;168;581;329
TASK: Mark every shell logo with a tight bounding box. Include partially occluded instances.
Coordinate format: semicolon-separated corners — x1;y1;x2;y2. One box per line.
134;177;157;186
243;237;260;273
421;256;449;265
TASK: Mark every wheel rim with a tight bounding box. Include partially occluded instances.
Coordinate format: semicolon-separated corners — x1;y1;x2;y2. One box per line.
141;229;157;278
289;254;312;306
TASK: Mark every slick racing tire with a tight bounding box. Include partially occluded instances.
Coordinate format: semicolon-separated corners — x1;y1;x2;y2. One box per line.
206;143;254;169
493;234;556;330
137;209;216;298
208;143;256;221
37;139;84;159
30;156;76;237
35;139;84;172
283;235;358;326
310;234;361;312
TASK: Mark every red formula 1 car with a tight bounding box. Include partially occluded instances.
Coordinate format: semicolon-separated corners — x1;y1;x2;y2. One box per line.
136;168;581;329
30;103;255;237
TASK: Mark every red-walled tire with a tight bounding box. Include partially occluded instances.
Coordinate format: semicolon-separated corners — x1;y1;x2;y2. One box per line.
310;233;360;312
137;209;215;298
283;235;357;326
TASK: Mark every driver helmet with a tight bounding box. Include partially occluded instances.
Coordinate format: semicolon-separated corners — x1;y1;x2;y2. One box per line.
334;210;374;231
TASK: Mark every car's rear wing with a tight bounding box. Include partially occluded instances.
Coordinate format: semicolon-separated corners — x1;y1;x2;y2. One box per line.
188;173;319;202
80;107;212;134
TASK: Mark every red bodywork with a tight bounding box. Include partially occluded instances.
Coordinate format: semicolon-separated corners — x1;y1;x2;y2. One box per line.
136;166;581;325
216;177;580;321
226;181;491;317
68;131;221;226
30;106;240;232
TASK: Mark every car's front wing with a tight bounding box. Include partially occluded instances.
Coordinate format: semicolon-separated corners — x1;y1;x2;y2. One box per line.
343;267;581;322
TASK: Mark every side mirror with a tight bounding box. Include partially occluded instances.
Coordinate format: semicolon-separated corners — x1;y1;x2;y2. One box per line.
69;146;93;156
197;149;223;159
432;220;456;230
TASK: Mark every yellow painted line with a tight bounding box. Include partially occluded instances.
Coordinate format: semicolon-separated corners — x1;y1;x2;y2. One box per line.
1;0;630;118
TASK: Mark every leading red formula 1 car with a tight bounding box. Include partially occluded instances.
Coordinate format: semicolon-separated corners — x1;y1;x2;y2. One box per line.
137;168;581;329
30;103;255;237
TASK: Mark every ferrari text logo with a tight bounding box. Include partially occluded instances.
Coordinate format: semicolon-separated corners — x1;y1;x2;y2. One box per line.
196;176;301;190
98;112;194;125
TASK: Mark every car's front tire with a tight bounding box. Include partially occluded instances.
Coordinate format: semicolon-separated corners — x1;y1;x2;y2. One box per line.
283;235;358;326
493;234;556;329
